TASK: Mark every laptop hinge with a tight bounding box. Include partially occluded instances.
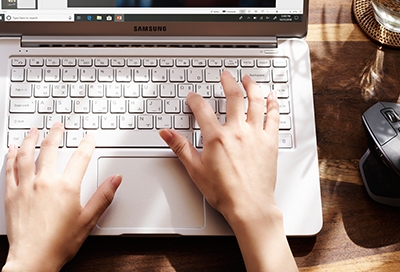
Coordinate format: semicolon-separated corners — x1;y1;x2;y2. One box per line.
21;36;278;48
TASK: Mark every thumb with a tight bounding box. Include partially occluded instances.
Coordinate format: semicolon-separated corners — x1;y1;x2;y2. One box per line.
159;129;202;176
82;174;122;228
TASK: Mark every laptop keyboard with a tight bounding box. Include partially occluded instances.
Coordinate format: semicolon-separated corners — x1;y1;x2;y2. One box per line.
7;57;293;149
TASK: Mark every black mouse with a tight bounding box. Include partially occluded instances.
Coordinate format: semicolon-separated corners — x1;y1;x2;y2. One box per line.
360;101;400;207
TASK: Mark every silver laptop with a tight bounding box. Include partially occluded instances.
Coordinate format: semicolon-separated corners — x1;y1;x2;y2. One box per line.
0;0;322;236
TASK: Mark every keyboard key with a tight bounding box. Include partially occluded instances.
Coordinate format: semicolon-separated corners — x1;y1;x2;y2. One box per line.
78;58;93;67
279;134;293;148
29;58;44;67
62;68;78;82
241;59;255;67
279;115;292;130
152;68;168;82
241;68;270;83
208;59;222;67
34;84;51;98
65;115;81;129
7;131;26;147
11;68;24;82
9;99;35;113
101;115;117;129
165;99;180;113
46;58;60;67
89;130;192;147
138;115;154;129
160;58;173;67
56;99;72;113
127;58;141;67
95;58;109;67
257;59;271;67
143;58;157;67
45;68;61;82
98;68;114;82
52;83;69;97
174;115;190;129
176;58;190;67
93;99;108;113
119;115;135;129
80;68;96;82
46;115;63;129
10;83;31;97
192;59;206;67
188;69;203;82
134;68;150;82
156;115;172;129
111;58;125;67
273;58;287;68
27;68;43;82
205;69;220;82
224;59;238;67
272;69;288;83
170;68;185;82
11;58;26;67
38;99;54;113
62;58;77;67
9;115;44;129
66;131;84;147
178;84;194;97
124;84;140;97
83;115;100;129
128;99;144;113
116;68;132;82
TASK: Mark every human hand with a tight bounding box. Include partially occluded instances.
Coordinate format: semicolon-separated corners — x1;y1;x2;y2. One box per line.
160;71;298;271
160;70;279;223
3;123;122;272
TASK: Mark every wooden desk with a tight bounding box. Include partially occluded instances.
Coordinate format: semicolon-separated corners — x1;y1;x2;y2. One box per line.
1;0;400;270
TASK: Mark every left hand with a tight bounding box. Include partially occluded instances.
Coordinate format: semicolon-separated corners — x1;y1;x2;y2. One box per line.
3;122;122;272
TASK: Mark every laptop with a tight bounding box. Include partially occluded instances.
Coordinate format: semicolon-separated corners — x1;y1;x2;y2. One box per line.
0;0;322;236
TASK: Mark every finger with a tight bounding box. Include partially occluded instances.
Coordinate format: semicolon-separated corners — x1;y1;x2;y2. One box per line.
81;175;122;228
37;122;64;175
5;145;18;190
264;91;280;138
242;75;265;127
62;133;95;187
159;129;206;190
220;70;245;123
17;127;39;181
186;92;220;135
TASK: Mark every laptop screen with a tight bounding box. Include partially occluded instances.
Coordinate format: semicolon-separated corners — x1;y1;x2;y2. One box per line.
0;0;308;38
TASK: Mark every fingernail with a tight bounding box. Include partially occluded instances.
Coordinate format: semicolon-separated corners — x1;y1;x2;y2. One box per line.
187;92;195;98
28;127;37;135
85;132;95;141
111;174;123;188
268;90;277;100
52;121;63;128
158;129;174;145
8;144;16;153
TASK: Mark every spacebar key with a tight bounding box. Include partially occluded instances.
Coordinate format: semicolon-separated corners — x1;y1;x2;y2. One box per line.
90;130;193;148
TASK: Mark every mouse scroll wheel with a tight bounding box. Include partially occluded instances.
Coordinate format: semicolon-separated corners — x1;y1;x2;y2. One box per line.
384;110;400;123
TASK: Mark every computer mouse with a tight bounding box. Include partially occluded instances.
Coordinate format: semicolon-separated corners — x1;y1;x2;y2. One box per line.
360;101;400;207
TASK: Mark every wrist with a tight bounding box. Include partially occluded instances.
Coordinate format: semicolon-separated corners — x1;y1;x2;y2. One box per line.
3;248;64;272
223;200;284;233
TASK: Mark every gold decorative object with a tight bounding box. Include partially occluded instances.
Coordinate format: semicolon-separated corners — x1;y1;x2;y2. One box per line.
353;0;400;48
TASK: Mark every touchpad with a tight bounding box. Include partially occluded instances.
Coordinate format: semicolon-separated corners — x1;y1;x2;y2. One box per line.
97;157;205;229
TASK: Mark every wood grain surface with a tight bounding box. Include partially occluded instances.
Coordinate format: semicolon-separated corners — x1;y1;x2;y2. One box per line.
1;0;400;271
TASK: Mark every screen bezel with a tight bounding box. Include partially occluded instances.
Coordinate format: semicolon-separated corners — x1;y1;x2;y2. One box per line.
0;0;308;38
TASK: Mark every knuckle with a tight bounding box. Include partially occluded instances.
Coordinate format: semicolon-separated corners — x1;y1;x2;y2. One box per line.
74;148;93;161
171;138;190;158
40;137;59;148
